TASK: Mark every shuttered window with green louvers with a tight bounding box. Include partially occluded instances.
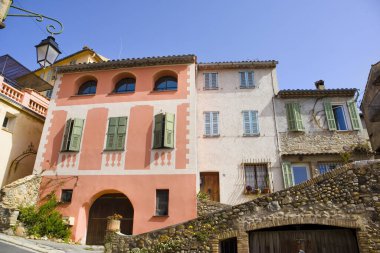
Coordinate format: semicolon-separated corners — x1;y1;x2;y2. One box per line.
285;103;304;131
105;117;128;150
347;101;361;130
153;113;175;149
61;118;85;152
324;101;337;131
281;162;294;188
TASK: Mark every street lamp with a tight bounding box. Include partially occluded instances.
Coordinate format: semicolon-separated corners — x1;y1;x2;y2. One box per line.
0;1;63;67
35;36;61;68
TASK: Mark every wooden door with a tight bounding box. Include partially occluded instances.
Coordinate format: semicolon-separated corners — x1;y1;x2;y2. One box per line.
86;193;134;245
200;172;220;202
249;227;359;253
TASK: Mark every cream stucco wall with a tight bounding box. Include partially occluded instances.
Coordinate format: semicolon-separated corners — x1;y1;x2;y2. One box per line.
0;99;44;187
196;68;281;205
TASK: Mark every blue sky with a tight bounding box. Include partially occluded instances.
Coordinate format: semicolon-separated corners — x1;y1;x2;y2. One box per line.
1;0;379;97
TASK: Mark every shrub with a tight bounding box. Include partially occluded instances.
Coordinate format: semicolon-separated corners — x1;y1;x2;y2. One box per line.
18;194;70;240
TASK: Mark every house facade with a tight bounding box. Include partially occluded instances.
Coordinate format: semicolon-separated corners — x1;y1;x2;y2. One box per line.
34;55;198;244
361;61;380;158
196;61;281;205
275;81;372;188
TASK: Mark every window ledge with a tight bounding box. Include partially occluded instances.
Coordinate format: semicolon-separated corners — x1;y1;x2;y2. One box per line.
108;91;135;96
152;214;169;218
243;133;260;137
240;86;255;89
152;147;174;150
203;87;219;90
1;127;12;133
70;94;96;98
203;134;220;138
60;150;79;153
103;149;125;152
150;90;177;94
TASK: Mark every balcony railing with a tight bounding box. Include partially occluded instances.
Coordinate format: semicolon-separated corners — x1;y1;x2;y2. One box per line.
0;77;49;117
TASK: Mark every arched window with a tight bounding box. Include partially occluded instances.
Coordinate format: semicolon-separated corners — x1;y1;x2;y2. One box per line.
154;76;177;91
78;80;97;95
114;78;135;93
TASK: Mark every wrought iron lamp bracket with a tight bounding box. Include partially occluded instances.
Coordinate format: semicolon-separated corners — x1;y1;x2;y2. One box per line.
7;4;63;35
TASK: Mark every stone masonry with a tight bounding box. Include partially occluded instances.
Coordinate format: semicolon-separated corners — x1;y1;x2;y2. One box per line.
280;131;371;155
0;175;41;230
105;160;380;253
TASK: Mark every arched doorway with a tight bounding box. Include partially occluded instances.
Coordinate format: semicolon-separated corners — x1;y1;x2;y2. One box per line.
86;193;134;245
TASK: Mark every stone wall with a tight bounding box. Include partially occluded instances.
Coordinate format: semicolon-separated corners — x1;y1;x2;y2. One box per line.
105;160;380;253
197;199;230;217
280;131;371;155
0;175;41;230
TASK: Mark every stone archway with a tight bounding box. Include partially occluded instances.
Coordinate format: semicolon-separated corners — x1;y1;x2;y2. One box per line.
86;193;133;245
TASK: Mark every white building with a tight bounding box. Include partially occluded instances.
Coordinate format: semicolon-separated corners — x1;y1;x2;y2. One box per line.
196;61;281;205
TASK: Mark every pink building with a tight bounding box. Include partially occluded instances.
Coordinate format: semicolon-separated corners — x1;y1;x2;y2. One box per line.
34;55;198;244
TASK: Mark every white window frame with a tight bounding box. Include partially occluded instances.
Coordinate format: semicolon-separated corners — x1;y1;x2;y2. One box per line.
331;104;351;131
239;71;255;88
1;113;16;133
204;73;218;90
242;110;259;136
204;111;219;137
291;163;310;185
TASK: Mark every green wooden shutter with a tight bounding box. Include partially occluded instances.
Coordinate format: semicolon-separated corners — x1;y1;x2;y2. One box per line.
164;113;175;148
61;119;72;151
324;101;337;130
106;117;118;150
294;103;304;131
347;101;361;130
69;118;84;151
285;103;296;131
240;72;246;87
247;72;254;87
282;162;293;188
153;113;164;149
116;117;127;150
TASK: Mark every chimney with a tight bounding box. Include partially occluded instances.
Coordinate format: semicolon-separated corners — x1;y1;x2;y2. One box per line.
315;80;325;90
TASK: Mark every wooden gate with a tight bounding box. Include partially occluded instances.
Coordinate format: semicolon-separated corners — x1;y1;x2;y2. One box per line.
200;172;220;201
86;193;134;245
249;225;359;253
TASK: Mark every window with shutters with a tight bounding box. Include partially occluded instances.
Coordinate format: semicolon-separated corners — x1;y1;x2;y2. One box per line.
242;110;259;136
153;113;175;149
105;117;128;151
282;162;310;188
244;164;269;191
45;89;53;98
204;111;219;137
61;118;85;152
285;102;304;131
324;101;361;131
204;73;218;90
239;71;255;88
155;189;169;216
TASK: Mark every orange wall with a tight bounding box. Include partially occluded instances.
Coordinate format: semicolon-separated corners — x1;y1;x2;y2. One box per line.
40;174;197;242
79;108;108;170
124;105;153;170
41;110;67;170
55;65;189;106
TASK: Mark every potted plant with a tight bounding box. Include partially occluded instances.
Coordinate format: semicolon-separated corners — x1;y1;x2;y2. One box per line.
262;175;271;194
253;188;261;195
107;213;122;232
245;185;253;194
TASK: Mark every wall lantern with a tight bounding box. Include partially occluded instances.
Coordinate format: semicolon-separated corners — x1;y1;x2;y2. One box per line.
35;36;61;68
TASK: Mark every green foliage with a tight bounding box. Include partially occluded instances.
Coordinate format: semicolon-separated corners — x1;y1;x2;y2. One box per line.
18;194;70;240
197;191;209;201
